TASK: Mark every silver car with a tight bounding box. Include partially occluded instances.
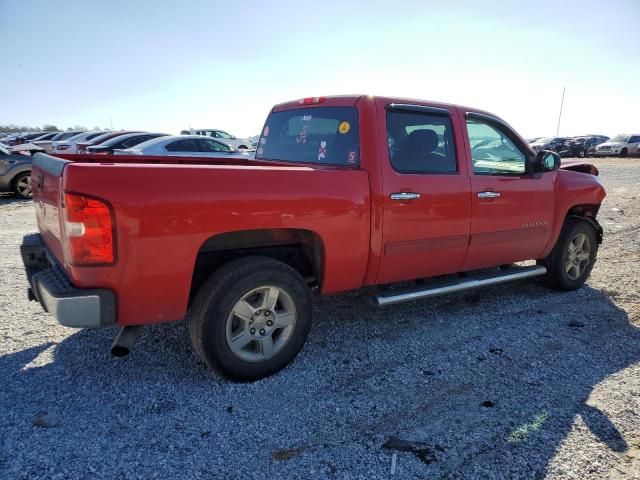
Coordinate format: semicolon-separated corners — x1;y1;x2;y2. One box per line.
114;135;250;158
0;142;33;198
594;134;640;157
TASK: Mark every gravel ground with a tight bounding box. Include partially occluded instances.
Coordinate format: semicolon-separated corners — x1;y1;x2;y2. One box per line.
1;157;639;479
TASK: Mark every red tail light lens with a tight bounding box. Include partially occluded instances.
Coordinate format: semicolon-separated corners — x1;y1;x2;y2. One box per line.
299;97;325;105
63;193;116;265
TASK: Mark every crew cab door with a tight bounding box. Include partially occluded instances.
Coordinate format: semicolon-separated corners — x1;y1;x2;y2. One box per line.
460;112;555;271
376;103;471;284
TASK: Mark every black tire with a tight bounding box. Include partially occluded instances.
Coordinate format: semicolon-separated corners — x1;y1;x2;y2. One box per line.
578;149;586;158
537;219;598;291
188;256;312;381
620;148;628;158
12;171;32;199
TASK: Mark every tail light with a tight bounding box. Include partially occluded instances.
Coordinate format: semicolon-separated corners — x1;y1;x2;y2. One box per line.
298;97;325;105
62;192;116;265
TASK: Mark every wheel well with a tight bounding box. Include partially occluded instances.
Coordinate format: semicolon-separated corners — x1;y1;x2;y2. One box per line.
189;229;324;305
566;204;603;244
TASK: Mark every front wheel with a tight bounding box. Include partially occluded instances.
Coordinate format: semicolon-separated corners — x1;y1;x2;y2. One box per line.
620;148;628;158
537;219;598;291
12;172;32;199
188;256;312;381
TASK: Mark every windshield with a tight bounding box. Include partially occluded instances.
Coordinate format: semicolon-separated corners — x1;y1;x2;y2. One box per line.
256;106;359;166
610;135;630;143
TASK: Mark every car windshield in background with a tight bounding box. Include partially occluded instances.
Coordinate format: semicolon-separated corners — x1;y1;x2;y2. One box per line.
610;135;630;143
256;106;359;166
536;137;556;143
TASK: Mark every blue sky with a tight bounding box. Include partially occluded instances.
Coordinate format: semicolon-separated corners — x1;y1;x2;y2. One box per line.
0;0;638;138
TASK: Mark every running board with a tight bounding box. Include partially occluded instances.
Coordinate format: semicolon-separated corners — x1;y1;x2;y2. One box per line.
373;265;547;307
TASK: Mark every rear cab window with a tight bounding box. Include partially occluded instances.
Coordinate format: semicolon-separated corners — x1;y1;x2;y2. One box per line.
256;107;359;166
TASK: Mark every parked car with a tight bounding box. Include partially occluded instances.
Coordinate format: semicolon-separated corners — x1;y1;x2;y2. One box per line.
529;136;570;153
75;131;142;153
558;135;609;158
22;95;606;381
114;135;247;157
191;129;252;149
0;143;33;198
33;130;85;153
31;132;61;142
594;134;640;157
86;133;168;154
52;131;107;154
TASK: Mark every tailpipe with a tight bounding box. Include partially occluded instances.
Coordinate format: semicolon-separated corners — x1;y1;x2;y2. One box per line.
111;326;142;357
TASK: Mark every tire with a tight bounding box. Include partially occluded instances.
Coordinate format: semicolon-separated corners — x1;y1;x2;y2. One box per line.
237;145;248;150
578;149;586;158
12;172;32;199
537;219;598;291
188;256;312;381
620;148;628;158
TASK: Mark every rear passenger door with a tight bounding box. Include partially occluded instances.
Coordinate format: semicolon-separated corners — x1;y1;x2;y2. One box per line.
629;136;640;154
376;104;472;284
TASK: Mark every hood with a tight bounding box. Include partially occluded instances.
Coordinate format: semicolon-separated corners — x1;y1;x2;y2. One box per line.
560;159;599;176
597;142;623;148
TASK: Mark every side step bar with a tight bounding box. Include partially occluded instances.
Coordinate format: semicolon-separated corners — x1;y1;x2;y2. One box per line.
373;265;547;307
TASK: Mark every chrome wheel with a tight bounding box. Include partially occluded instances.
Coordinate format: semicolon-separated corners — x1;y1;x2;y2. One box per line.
564;233;591;280
15;174;32;198
225;285;296;362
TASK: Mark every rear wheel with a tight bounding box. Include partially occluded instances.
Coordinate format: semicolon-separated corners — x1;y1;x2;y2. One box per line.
537;219;598;291
188;256;312;381
12;172;32;199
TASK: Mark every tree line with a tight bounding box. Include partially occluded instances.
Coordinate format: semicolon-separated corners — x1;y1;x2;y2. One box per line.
0;125;107;134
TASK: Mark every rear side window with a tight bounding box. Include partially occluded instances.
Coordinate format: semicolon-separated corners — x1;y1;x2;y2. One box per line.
121;136;150;148
387;110;457;174
256;106;359;166
166;139;200;152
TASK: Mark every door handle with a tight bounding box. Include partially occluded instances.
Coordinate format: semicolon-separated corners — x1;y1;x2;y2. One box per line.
477;191;501;199
390;192;421;201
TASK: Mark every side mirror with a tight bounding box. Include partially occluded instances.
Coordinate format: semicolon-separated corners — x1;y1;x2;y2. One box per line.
535;150;561;173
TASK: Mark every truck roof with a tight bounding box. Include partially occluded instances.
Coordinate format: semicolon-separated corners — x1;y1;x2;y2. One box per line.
271;94;505;123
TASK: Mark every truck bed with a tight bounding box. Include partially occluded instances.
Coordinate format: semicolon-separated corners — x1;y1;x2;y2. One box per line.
32;152;372;326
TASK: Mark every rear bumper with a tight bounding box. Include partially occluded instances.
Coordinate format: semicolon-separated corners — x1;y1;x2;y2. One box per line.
20;234;116;328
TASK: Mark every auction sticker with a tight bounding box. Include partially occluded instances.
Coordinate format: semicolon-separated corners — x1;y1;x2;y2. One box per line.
338;121;351;134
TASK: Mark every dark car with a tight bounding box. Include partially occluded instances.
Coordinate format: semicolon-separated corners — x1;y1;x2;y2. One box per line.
86;133;168;154
76;131;143;154
529;136;570;153
559;135;609;158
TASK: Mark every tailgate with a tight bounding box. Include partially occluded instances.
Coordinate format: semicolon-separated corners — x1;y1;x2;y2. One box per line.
31;153;70;265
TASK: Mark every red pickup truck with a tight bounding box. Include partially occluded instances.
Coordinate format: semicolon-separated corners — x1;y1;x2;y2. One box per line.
21;95;606;380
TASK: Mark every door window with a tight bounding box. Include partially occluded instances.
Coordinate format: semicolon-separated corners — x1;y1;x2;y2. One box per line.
386;111;457;174
466;119;526;175
165;139;200;152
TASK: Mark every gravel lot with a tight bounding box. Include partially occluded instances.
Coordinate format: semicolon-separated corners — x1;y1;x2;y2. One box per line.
1;157;639;479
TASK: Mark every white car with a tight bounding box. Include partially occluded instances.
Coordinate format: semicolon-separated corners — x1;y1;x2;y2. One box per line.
190;129;252;150
594;134;640;157
51;131;107;154
32;130;85;153
114;135;250;158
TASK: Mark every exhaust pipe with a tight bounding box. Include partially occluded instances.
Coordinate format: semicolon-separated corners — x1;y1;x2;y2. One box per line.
111;326;142;357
